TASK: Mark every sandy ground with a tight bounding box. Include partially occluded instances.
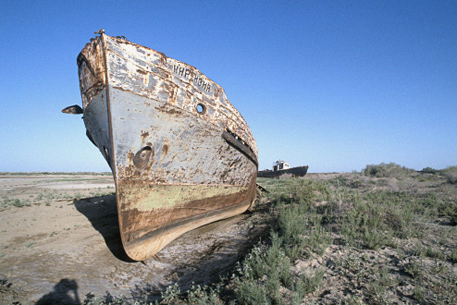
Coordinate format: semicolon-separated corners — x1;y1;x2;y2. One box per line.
0;174;266;304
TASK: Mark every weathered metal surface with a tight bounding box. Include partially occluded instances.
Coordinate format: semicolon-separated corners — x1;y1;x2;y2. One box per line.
69;31;258;261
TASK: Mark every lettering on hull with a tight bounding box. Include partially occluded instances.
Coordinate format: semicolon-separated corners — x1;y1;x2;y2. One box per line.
169;63;211;93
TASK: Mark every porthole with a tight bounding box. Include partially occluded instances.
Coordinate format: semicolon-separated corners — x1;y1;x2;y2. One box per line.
133;146;154;169
196;103;206;115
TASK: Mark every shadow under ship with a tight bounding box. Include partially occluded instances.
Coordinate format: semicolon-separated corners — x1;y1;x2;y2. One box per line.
63;30;258;261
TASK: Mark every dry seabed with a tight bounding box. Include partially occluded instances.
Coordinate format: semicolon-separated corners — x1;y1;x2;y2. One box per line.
1;165;457;304
0;173;266;304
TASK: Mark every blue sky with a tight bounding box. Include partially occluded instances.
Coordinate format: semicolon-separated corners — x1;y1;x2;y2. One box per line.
1;1;456;173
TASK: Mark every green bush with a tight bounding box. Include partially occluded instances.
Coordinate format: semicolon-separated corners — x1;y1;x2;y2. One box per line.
236;280;269;305
362;163;414;178
445;204;457;225
421;167;438;174
438;200;457;225
440;166;457;184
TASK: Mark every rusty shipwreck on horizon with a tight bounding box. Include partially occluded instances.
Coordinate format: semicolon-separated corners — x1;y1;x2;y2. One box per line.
63;30;258;261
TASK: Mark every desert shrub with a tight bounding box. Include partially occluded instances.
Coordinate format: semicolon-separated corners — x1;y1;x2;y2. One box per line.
443;204;457;225
269;179;316;206
361;227;394;250
362;163;414;179
290;179;316;206
421;167;438;174
263;178;320;207
450;249;457;263
404;259;423;278
437;197;457;225
412;286;425;302
236;247;324;305
161;282;181;304
328;175;350;188
367;287;388;305
235;235;292;304
187;284;223;305
275;204;308;257
337;190;437;248
440;166;457;184
236;280;268;304
239;233;292;287
232;178;331;304
274;199;332;258
1;197;31;208
341;207;394;250
293;268;325;301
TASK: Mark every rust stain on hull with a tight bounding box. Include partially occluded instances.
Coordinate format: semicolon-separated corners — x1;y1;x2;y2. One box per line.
66;30;258;261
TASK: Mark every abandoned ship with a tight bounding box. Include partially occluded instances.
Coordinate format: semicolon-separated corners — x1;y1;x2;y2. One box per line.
63;30;258;261
257;160;308;178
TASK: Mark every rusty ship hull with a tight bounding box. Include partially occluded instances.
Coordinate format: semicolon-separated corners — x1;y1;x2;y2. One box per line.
72;31;258;261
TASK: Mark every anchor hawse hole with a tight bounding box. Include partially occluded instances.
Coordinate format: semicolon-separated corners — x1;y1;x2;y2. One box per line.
133;146;154;169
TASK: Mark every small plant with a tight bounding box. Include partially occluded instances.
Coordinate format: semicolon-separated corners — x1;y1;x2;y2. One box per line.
1;197;31;208
187;284;223;305
161;282;181;304
378;267;397;287
404;259;422;278
367;281;389;305
236;279;269;305
412;285;425;302
342;295;364;305
447;204;457;226
431;259;448;274
361;227;393;250
426;246;446;261
449;248;457;263
412;241;426;258
299;268;325;295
